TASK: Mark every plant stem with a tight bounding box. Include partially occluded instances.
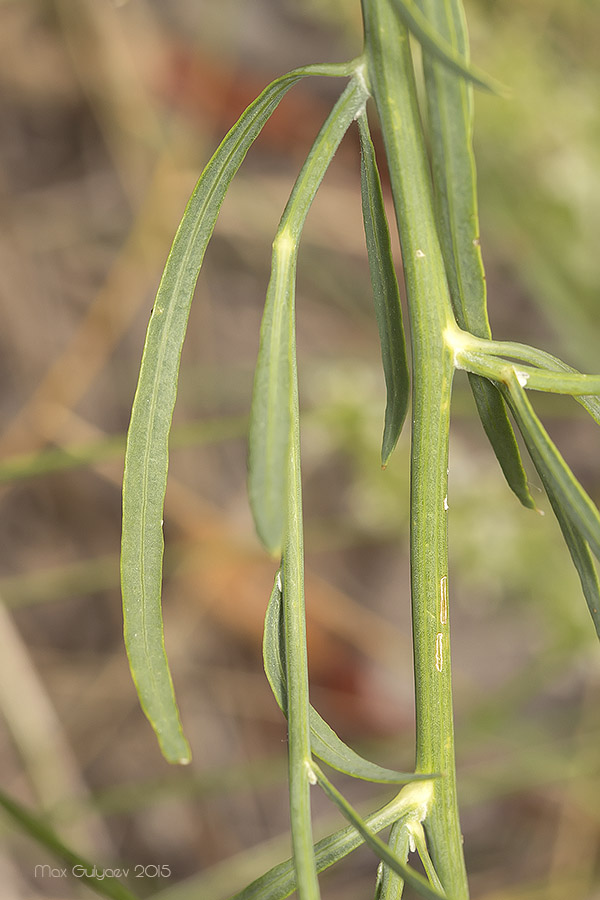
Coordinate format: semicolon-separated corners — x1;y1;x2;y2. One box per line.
283;404;321;900
361;1;468;895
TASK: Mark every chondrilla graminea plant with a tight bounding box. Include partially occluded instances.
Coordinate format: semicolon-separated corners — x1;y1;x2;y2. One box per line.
119;1;600;897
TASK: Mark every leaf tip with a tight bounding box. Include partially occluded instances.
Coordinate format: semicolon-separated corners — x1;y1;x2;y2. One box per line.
519;488;538;512
259;532;283;559
161;738;192;766
381;420;402;468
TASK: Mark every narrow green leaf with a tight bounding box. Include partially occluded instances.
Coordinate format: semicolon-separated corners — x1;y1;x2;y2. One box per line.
503;371;600;564
415;0;533;510
501;375;600;638
312;765;447;900
0;789;139;900
263;573;431;784
121;61;355;764
453;335;600;635
389;0;504;94
231;795;415;900
357;113;410;465
468;377;535;509
545;483;600;640
409;821;444;894
249;77;370;900
247;255;295;555
415;0;482;334
248;76;369;555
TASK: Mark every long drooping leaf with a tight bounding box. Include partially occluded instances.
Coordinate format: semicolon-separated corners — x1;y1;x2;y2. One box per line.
248;76;369;556
263;572;432;784
503;372;600;562
390;0;504;93
249;77;371;900
0;790;138;900
545;483;600;639
121;61;355;764
502;374;600;638
312;765;446;900
357;113;410;465
416;0;533;510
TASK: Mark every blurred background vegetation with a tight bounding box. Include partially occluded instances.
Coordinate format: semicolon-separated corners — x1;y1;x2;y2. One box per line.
0;0;598;898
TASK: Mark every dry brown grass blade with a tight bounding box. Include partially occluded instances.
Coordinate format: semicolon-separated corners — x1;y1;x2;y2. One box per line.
54;0;166;201
0;603;114;858
0;156;197;459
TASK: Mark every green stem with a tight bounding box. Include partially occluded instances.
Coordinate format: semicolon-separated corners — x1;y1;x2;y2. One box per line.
361;1;467;896
267;78;370;900
283;398;320;900
456;350;600;396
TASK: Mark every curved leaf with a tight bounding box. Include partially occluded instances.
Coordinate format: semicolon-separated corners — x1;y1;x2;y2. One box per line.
121;61;356;764
545;483;600;640
248;76;369;555
503;372;600;563
502;374;600;638
263;573;432;784
249;76;371;898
